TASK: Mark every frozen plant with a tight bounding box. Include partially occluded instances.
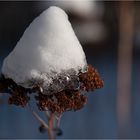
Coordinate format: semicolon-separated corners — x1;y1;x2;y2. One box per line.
0;6;104;139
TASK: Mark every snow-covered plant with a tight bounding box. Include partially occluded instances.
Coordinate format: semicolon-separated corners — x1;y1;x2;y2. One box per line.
0;6;103;139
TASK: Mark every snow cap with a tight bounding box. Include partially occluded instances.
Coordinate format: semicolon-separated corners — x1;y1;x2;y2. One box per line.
2;6;87;89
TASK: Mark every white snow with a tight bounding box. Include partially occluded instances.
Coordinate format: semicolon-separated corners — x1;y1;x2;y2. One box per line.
2;6;87;90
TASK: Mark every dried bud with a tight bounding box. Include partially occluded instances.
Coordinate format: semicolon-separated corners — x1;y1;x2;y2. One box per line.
39;125;47;133
8;90;30;107
36;90;87;113
53;128;63;136
79;64;104;92
1;64;103;112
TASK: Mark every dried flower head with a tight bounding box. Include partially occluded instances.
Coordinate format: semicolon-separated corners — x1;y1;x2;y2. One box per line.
0;64;103;111
0;63;104;139
79;64;104;91
35;90;88;113
8;91;30;107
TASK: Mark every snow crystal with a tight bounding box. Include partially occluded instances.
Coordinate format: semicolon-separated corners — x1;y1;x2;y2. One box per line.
2;6;87;93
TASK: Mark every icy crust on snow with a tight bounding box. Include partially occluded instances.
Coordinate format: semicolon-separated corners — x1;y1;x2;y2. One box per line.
27;69;84;94
2;6;87;93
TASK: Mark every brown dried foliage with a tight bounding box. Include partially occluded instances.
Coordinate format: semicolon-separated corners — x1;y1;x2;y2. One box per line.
0;64;104;112
0;76;30;107
35;90;87;113
8;91;30;107
79;64;104;92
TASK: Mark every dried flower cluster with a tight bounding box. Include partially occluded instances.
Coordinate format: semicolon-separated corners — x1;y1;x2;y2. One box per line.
79;64;104;91
35;90;87;113
0;64;104;112
0;64;104;138
8;91;30;107
0;75;30;107
35;64;104;113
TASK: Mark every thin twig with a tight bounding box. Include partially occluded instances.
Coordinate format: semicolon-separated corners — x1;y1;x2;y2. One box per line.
56;113;62;128
45;107;51;118
27;104;49;130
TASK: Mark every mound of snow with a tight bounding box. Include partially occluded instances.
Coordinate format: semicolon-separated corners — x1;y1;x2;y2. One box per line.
2;6;87;91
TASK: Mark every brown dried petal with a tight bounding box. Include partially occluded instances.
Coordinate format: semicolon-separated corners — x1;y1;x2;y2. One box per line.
36;90;87;113
79;64;104;92
8;89;30;107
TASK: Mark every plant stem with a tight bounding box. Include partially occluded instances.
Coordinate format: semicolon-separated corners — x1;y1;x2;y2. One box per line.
48;112;56;140
27;104;49;129
56;113;62;129
28;105;62;140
